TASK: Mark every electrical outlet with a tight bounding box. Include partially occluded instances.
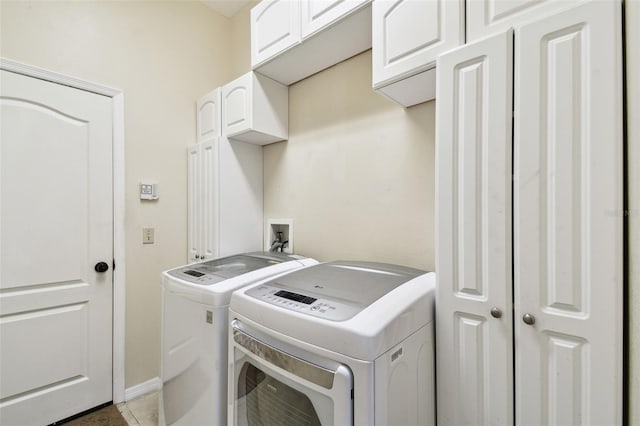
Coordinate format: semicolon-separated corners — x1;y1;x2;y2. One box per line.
143;227;154;244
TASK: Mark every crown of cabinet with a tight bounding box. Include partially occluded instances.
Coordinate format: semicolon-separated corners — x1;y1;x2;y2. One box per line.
251;0;372;86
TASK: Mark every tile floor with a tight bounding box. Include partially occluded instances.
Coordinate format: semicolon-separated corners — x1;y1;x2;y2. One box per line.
117;391;159;426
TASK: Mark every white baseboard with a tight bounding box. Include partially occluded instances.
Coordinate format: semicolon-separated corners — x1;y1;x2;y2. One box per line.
124;377;162;401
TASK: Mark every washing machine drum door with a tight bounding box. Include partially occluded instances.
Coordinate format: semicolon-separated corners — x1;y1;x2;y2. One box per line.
231;324;353;426
238;363;322;425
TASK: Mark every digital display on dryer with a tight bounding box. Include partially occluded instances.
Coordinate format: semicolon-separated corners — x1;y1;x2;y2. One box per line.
184;270;205;277
274;290;317;305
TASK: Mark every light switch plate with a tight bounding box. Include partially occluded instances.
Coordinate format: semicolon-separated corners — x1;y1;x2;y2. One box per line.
143;227;154;244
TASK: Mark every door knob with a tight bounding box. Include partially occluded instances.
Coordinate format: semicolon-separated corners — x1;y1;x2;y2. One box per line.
522;313;536;325
490;307;503;318
95;262;109;273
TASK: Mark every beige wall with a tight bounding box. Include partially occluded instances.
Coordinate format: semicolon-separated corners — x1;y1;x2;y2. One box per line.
264;50;435;271
0;0;235;388
228;1;258;76
627;0;640;423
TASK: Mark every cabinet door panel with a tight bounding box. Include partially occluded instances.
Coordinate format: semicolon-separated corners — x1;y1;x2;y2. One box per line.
373;0;463;87
251;0;301;67
222;74;252;138
200;140;218;261
436;30;513;426
301;0;369;39
196;89;221;142
514;2;623;424
187;144;201;263
466;0;584;42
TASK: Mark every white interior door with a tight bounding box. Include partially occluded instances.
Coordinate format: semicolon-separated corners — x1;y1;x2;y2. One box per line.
514;1;623;424
0;69;113;425
436;30;514;425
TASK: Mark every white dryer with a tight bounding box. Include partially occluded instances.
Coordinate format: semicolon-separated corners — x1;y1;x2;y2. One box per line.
227;261;436;426
160;252;317;426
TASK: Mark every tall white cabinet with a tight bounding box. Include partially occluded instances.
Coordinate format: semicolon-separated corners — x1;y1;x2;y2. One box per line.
436;1;623;424
188;140;217;263
188;72;287;263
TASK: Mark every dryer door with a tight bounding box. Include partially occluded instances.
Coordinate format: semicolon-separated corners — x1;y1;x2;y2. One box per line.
229;321;353;426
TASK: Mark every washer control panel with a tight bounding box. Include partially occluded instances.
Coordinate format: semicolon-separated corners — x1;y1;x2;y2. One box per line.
246;284;361;321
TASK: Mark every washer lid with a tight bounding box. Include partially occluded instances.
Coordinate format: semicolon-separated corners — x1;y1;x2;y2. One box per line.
245;261;426;320
166;252;295;285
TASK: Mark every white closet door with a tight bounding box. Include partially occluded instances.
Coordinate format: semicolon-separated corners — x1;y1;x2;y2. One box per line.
436;30;513;426
514;1;623;424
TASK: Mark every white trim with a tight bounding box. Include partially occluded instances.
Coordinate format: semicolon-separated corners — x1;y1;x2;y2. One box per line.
112;92;127;404
0;58;121;97
0;57;127;404
124;377;162;401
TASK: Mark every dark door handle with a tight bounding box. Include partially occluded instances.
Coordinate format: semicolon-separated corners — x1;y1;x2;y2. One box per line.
95;262;109;273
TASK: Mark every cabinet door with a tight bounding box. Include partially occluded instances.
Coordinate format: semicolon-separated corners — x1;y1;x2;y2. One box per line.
514;1;623;424
222;73;253;139
200;139;218;261
466;0;584;43
372;0;463;87
222;73;288;145
196;88;221;143
436;30;513;425
251;0;301;67
301;0;369;39
187;144;201;263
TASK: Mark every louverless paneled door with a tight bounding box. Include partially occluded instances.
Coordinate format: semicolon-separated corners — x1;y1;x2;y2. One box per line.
436;1;623;424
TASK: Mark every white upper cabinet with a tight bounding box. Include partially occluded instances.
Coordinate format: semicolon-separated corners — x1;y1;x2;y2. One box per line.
251;0;301;68
372;0;464;107
251;0;372;85
221;71;288;145
196;88;221;143
466;0;585;42
301;0;369;38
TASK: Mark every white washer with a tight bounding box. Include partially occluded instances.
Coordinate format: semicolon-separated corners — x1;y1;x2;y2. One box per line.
228;261;436;426
159;252;317;426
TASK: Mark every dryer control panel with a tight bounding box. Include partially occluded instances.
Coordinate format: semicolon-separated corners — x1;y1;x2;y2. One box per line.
246;284;361;321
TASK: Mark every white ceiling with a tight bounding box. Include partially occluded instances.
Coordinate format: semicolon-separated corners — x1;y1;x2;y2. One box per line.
201;0;251;18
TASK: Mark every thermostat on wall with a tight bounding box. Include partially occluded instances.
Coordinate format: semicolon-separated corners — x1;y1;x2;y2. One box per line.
140;182;158;200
